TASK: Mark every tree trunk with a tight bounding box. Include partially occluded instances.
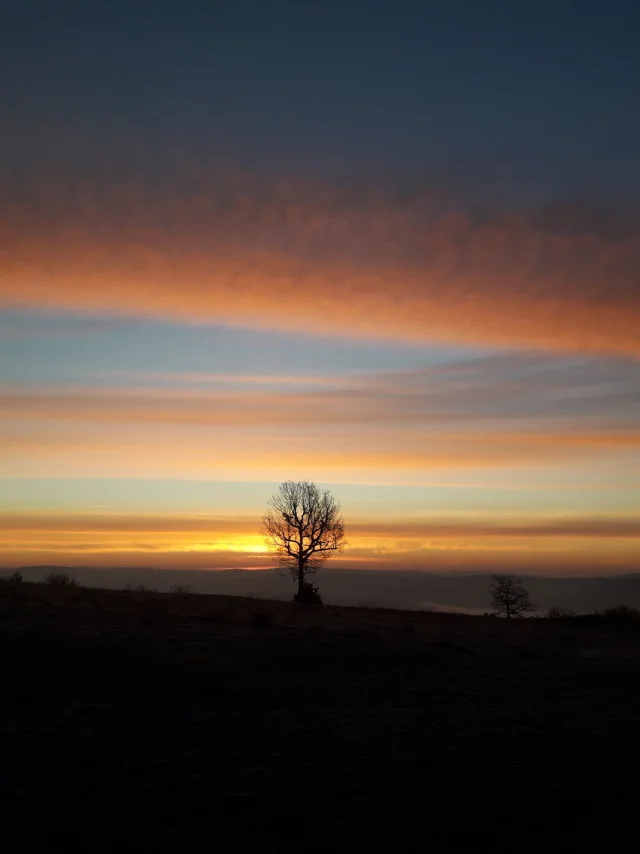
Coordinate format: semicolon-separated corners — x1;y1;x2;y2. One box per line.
297;555;305;597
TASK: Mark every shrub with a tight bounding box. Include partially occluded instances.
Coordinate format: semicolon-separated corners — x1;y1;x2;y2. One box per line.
169;584;192;596
293;581;323;605
8;571;24;585
44;572;80;589
602;605;640;624
575;605;640;625
126;583;156;593
546;606;575;619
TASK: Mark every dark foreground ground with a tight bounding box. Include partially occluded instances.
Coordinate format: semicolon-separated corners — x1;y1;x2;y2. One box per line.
2;582;640;848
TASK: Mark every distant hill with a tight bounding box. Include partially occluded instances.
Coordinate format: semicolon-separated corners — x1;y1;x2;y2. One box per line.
3;565;640;613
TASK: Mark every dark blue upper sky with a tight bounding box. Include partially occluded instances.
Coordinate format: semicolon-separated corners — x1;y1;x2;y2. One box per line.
3;0;639;199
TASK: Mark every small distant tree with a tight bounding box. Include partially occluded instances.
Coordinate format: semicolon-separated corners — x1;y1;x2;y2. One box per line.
261;480;346;604
8;571;24;585
490;574;533;619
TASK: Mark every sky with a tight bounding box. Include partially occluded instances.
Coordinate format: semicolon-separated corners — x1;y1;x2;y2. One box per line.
1;0;639;575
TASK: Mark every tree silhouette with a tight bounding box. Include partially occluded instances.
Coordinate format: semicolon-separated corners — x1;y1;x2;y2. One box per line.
261;480;346;602
490;574;533;619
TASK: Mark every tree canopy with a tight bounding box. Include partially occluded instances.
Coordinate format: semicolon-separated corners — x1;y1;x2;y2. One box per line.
261;480;346;602
490;574;533;619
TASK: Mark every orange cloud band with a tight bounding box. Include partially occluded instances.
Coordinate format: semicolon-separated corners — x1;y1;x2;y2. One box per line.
2;512;639;539
1;175;639;354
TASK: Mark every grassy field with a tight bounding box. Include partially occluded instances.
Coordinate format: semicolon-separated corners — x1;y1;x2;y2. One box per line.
2;580;639;847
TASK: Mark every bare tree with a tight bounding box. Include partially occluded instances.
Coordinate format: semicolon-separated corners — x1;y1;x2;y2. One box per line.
261;480;346;602
490;574;533;619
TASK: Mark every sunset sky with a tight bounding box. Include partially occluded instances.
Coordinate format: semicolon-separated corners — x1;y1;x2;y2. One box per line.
1;0;638;575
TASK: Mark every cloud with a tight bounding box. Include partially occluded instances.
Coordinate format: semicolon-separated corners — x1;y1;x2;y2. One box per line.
1;347;638;480
1;404;637;482
1;169;639;355
0;514;256;535
2;512;638;539
2;349;638;426
0;430;588;479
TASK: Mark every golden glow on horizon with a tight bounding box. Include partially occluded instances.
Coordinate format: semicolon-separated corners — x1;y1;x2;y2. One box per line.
179;539;270;554
1;511;638;572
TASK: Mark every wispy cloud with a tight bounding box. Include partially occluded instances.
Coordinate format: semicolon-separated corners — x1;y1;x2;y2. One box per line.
3;350;638;425
1;349;637;479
